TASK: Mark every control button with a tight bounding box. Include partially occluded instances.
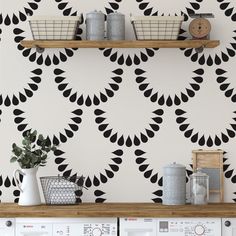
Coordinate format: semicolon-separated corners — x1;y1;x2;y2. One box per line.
92;227;102;236
225;221;231;227
5;220;12;227
194;225;205;235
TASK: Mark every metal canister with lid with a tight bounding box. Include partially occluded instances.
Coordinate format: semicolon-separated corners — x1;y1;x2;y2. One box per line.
107;12;125;40
86;10;105;40
163;162;186;205
190;169;209;205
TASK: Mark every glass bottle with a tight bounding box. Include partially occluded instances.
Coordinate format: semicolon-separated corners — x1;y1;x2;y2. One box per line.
190;169;209;205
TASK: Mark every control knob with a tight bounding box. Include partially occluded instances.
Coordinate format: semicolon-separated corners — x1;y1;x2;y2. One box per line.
92;227;102;236
5;220;12;227
194;225;205;235
225;221;231;227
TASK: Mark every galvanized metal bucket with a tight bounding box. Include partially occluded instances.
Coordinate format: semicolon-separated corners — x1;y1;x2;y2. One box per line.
163;162;186;205
86;10;105;40
107;12;125;40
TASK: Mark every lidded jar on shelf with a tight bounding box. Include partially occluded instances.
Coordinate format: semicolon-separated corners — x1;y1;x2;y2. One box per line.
86;10;105;40
163;162;186;205
190;169;209;205
107;12;125;40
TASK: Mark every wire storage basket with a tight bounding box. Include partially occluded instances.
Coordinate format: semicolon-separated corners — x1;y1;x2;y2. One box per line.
40;175;84;205
28;15;82;40
131;16;184;40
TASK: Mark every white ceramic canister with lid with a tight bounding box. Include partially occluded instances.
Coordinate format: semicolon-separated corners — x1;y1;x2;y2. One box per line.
163;162;186;205
107;12;125;40
86;10;105;40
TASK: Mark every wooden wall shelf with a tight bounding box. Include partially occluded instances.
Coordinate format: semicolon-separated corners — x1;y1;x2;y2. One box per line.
0;203;236;218
20;39;220;50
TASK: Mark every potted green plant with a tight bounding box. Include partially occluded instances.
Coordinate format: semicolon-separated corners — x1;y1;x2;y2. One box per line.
11;130;56;168
11;130;57;206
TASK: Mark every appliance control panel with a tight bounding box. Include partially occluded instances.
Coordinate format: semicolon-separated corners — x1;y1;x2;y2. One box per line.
15;222;52;235
157;218;221;236
15;218;117;236
53;222;117;236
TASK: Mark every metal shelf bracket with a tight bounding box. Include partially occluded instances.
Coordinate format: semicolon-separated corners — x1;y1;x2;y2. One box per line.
195;45;205;53
35;45;45;53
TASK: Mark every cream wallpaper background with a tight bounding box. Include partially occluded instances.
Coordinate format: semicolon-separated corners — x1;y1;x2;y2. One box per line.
0;0;236;203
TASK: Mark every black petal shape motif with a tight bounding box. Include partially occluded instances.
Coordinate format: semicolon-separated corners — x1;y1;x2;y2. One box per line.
0;1;40;26
54;68;123;107
4;177;11;187
0;68;42;107
54;148;123;188
13;108;83;144
135;150;160;182
216;69;236;104
95;197;106;203
136;0;198;20
94;189;106;197
55;1;79;16
100;47;158;66
14;27;79;66
134;148;178;202
175;108;236;146
95;108;164;147
135;68;204;106
231;175;236;183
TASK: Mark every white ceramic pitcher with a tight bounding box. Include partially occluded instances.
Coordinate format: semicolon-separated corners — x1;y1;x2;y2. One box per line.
13;167;41;206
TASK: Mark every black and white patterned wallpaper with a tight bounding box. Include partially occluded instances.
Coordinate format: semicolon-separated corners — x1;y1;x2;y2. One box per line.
1;0;236;203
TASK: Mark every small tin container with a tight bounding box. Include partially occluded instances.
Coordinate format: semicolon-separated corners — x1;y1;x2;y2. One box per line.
190;169;209;205
163;162;186;205
107;12;125;40
86;10;105;40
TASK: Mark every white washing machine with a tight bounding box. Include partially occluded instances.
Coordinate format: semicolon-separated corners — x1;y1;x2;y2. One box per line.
120;218;221;236
15;217;117;236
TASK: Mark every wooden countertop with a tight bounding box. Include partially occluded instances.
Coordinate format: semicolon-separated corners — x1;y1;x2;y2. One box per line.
1;203;236;218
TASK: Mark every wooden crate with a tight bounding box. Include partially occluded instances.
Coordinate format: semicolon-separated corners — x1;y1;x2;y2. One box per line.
192;150;224;202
